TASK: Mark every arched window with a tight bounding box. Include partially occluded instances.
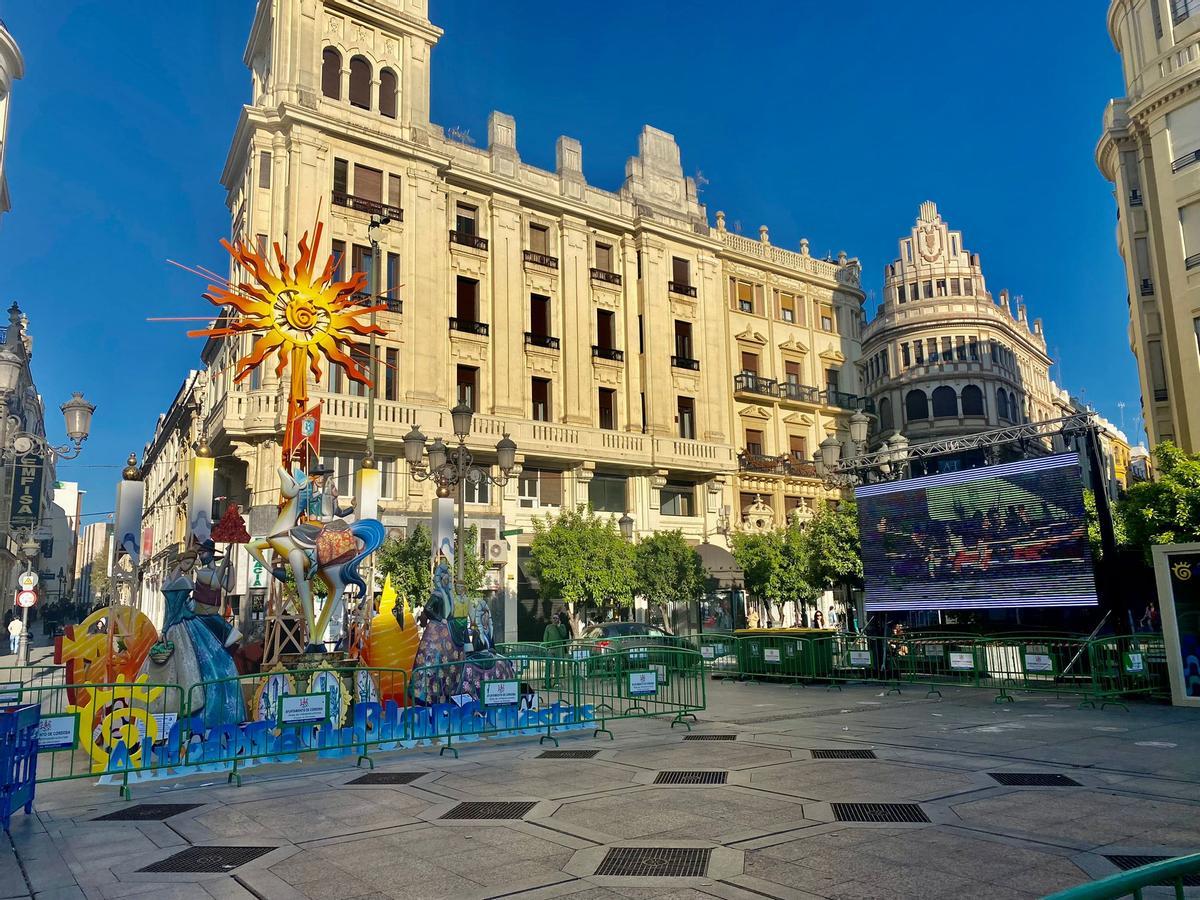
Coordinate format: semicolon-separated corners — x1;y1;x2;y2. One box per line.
961;384;984;416
379;68;397;118
905;389;928;421
1010;391;1022;422
878;396;894;432
932;386;958;418
997;388;1010;421
349;55;371;109
321;47;342;100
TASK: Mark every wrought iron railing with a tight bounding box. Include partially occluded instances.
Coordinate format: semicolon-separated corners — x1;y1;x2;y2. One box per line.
1171;147;1200;173
331;191;402;221
668;281;697;297
449;317;489;336
1129;188;1143;207
524;332;560;350
671;355;700;371
734;373;778;396
590;268;622;286
592;346;624;362
779;381;821;403
1140;278;1154;295
822;390;874;412
523;250;559;269
1186;252;1200;270
737;451;818;478
449;229;488;250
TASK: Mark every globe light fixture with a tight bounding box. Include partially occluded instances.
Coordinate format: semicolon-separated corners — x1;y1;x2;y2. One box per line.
451;401;473;441
618;513;634;541
61;392;96;444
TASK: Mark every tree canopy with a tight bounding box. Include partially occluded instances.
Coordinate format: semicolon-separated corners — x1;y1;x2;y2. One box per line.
528;506;636;612
634;530;706;621
1116;442;1200;557
376;523;484;605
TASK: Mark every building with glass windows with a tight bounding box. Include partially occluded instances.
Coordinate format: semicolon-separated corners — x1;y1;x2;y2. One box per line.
860;203;1058;472
1098;0;1200;453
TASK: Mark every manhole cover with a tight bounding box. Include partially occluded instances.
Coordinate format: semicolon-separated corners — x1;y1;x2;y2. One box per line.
138;846;275;873
811;749;877;760
94;804;203;822
832;803;929;823
595;847;711;877
683;734;735;741
988;772;1081;787
654;771;728;785
538;750;599;759
440;801;536;820
346;772;425;785
1105;856;1200;887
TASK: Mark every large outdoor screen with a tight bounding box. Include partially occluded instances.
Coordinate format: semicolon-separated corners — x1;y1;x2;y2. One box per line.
855;453;1098;611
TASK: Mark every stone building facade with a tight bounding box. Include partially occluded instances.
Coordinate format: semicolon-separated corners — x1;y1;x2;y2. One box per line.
1098;0;1200;453
0;19;22;218
861;202;1056;468
150;0;869;637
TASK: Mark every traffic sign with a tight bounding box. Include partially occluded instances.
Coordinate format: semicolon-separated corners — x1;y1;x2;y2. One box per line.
17;571;38;590
15;590;37;608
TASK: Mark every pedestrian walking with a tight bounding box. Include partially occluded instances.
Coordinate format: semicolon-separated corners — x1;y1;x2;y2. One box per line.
8;616;23;655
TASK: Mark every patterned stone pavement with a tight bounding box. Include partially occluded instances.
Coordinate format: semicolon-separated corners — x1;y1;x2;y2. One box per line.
3;680;1199;899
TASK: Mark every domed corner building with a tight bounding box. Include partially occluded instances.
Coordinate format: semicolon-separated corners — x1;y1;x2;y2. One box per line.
860;202;1058;475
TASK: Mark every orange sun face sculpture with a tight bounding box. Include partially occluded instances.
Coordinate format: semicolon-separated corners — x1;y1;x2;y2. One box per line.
189;221;386;406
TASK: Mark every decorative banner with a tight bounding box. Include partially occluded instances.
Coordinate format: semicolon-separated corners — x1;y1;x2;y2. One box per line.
114;479;145;566
187;455;215;543
286;403;322;468
9;451;43;528
140;527;154;561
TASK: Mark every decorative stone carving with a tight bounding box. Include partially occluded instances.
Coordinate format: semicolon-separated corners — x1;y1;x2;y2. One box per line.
741;495;774;533
326;15;342;36
352;22;371;45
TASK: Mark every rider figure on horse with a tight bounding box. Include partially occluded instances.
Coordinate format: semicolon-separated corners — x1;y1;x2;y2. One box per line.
294;463;354;580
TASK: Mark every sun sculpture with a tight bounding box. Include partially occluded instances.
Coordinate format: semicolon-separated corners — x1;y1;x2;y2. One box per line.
189;220;386;459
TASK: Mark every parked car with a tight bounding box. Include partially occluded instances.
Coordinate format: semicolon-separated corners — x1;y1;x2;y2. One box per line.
575;623;695;676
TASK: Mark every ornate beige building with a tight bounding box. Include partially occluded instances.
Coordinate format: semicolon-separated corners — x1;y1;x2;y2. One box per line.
0;19;22;219
860;203;1056;470
147;0;868;635
1098;0;1200;453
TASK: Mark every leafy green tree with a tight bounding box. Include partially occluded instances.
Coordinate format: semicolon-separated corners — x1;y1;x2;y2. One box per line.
799;501;863;591
90;551;111;605
1083;488;1127;560
375;523;485;606
1117;442;1200;558
730;530;781;605
633;530;706;627
529;506;636;626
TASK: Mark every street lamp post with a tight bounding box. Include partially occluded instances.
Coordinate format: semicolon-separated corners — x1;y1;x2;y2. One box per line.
402;406;517;592
812;409;906;489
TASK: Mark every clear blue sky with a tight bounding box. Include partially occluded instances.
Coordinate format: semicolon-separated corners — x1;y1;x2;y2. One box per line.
1;1;1136;518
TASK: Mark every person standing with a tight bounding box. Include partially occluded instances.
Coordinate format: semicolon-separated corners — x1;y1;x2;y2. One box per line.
543;611;570;644
8;615;23;655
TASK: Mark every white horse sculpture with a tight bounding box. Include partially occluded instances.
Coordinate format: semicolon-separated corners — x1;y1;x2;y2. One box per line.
247;465;385;651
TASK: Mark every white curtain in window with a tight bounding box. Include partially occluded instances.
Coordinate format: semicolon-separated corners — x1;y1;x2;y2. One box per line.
1167;99;1200;160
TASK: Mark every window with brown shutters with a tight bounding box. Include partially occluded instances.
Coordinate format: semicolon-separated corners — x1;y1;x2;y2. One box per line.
349;56;371;109
354;165;382;202
741;351;759;375
744;429;764;456
388;174;401;209
789;435;807;461
672;256;690;286
529;223;549;254
379;68;397;118
598;388;616;430
321;48;341;100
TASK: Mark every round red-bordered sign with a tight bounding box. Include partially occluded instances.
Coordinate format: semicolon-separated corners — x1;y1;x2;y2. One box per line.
15;590;37;608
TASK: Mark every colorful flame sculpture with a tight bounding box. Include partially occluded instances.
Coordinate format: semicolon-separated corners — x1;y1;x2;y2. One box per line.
364;575;419;704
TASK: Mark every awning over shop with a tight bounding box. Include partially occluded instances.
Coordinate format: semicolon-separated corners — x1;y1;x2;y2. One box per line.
696;541;743;591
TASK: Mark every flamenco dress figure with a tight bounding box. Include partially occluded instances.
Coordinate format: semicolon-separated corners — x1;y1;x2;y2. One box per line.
141;552;246;729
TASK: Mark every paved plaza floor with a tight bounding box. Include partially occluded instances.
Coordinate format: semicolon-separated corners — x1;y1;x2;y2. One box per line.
4;679;1199;900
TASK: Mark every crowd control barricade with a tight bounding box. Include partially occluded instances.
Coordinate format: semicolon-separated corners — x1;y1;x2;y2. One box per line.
691;633;740;679
733;630;831;684
1086;634;1169;707
1;703;39;832
580;647;705;739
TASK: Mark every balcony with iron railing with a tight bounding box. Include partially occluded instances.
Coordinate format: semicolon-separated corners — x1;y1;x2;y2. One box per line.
734;372;778;397
590;268;622;286
524;332;560;350
822;390;874;412
1172;147;1200;173
738;451;818;479
779;381;821;404
671;355;700;371
1129;188;1144;206
449;316;489;336
668;281;697;297
1187;252;1200;270
592;346;624;362
1140;278;1155;295
449;229;489;251
332;191;402;221
523;249;559;269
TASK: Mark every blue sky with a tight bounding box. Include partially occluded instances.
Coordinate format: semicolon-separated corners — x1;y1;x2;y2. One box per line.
1;1;1135;516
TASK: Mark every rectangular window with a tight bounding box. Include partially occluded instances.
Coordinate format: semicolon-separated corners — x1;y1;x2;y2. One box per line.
385;347;399;401
258;150;271;189
955;337;967;361
1148;340;1168;400
779;291;796;322
950;277;960;295
909;282;918;301
464;478;490;505
819;304;834;331
354;164;382;201
660;482;696;517
734;280;754;313
256;233;268;258
789;434;807;461
936;279;947;297
456;276;479;322
638;315;644;353
989;339;999;366
922;280;934;299
928;338;939;363
596;309;616;349
785;360;802;384
881;350;889;375
379;459;396;500
332;239;346;282
673;320;693;359
456;365;478;410
598;387;616;430
741;351;759;374
456;203;477;235
914;340;925;364
595;242;613;272
963;277;973;295
531;377;551;421
1168;98;1200;164
942;337;954;359
333;158;348;195
672;256;691;286
530;294;551;336
825;367;840;393
388;174;401;209
347;347;371;397
386;252;400;308
744;428;764;456
896;284;906;303
968;338;979;361
1180;202;1200;261
589;474;626;512
529;222;549;255
518;469;562;509
901;342;911;367
352;243;372;284
677;396;696;439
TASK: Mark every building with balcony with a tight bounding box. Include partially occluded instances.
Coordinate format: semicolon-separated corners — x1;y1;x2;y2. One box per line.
0;19;22;219
860;202;1057;472
151;0;866;639
1097;0;1200;453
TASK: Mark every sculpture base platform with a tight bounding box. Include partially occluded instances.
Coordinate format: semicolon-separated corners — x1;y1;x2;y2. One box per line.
279;649;352;671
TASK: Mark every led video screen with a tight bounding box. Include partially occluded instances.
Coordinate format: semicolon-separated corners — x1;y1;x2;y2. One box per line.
855;454;1097;611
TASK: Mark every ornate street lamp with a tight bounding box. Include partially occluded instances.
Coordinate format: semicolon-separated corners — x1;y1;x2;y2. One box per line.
618;513;634;541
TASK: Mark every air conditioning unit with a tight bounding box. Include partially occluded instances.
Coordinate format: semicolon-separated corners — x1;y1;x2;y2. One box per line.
485;540;509;564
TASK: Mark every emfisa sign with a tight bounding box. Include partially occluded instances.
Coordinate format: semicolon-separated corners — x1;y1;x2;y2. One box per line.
10;452;42;528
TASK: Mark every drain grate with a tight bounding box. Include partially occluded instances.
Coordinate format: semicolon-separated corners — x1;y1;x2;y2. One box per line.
538;750;599;759
654;770;728;785
1105;856;1200;887
811;749;877;760
988;772;1081;787
346;772;425;785
832;803;929;823
683;734;736;741
138;846;275;873
440;801;536;820
595;847;712;877
94;803;203;822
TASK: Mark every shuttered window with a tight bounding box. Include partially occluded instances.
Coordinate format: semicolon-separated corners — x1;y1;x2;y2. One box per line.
1180;202;1200;258
354;165;382;201
1168;99;1200;164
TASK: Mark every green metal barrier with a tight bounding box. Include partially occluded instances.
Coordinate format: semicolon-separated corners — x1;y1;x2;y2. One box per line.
580;647;705;739
1044;851;1200;899
690;633;740;679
